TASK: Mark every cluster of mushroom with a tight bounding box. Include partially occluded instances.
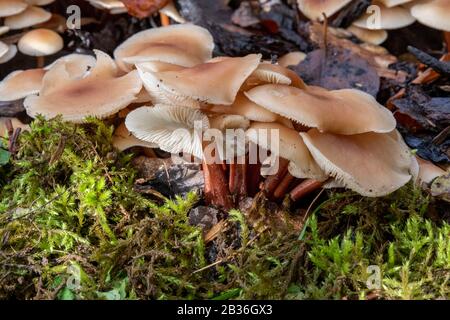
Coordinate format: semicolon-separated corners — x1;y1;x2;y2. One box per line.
297;0;450;45
0;0;67;65
0;24;422;209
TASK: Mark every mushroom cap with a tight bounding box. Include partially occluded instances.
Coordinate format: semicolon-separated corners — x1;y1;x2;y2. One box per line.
0;44;17;64
24;50;142;123
300;129;413;196
0;26;10;36
0;68;45;101
278;51;306;68
348;24;388;45
114;24;214;72
25;0;56;6
113;122;158;151
246;63;306;88
411;0;450;32
245;84;396;135
18;28;63;56
160;1;185;23
416;156;446;185
207;93;279;123
353;2;415;30
297;0;352;20
0;0;28;18
378;0;414;7
246;122;325;179
125;104;209;159
5;6;52;30
0;41;9;58
138;54;261;106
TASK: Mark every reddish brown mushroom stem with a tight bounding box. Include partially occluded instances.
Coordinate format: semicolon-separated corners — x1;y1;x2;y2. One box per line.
290;179;324;202
273;172;296;200
8;128;21;154
229;158;247;200
202;160;233;211
262;157;289;195
445;32;450;51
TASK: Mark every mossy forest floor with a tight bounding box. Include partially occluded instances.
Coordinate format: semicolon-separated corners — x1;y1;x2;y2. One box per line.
0;118;449;300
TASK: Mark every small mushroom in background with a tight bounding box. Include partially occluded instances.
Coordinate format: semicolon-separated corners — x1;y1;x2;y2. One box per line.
0;43;17;64
410;0;450;42
278;51;307;68
296;0;352;21
0;0;28;18
160;0;185;24
18;28;63;67
24;50;142;123
4;5;52;30
87;0;128;15
351;1;416;43
415;156;447;186
137;54;261;108
113;24;215;72
0;26;10;36
245;84;396;135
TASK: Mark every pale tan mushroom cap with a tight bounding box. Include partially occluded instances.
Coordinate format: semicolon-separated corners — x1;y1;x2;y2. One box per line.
278;51;306;68
0;44;17;64
0;26;10;36
297;0;352;20
0;0;28;18
114;24;214;72
125;104;209;159
0;41;9;58
416;156;447;185
24;50;142;123
348;25;388;45
18;28;63;56
353;3;415;30
25;0;56;6
139;54;261;107
160;1;185;23
246;122;325;180
245;84;396;135
0;68;45;101
378;0;414;7
207;93;279;123
113;122;158;151
411;0;450;32
247;63;306;88
300;129;413;196
5;6;52;30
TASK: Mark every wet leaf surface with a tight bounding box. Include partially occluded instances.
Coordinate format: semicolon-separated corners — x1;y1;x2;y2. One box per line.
292;46;380;96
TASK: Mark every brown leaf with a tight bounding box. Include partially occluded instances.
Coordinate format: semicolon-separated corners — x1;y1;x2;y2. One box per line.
120;0;169;18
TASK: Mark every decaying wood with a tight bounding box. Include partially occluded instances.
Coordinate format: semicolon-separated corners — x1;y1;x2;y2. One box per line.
408;46;450;77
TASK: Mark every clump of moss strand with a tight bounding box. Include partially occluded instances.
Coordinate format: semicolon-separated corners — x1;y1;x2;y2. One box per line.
0;117;448;300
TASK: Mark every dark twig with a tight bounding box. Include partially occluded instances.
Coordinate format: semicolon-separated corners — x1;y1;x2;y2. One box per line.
8;128;21;154
408;46;450;76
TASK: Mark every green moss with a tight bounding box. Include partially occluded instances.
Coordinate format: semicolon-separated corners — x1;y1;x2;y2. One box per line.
0;117;448;300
